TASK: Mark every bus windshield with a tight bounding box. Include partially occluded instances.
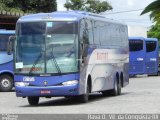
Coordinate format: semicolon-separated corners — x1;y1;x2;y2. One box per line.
15;21;78;75
0;34;13;51
146;41;156;52
129;40;143;52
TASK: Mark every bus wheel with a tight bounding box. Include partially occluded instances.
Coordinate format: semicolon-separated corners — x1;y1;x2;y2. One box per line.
0;75;13;92
79;84;90;103
111;79;121;96
28;97;39;105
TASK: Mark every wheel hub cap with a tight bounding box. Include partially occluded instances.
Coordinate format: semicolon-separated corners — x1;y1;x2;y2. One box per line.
1;79;10;88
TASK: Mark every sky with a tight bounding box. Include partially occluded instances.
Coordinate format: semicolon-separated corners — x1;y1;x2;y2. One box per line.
57;0;155;27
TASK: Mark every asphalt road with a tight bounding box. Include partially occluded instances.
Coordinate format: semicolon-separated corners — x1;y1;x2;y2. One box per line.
0;75;160;114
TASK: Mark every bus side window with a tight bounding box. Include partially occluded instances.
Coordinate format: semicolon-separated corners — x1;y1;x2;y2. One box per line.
87;19;94;45
80;19;89;58
93;21;100;45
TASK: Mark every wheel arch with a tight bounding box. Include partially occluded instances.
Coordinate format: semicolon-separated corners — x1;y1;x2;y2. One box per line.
0;72;14;80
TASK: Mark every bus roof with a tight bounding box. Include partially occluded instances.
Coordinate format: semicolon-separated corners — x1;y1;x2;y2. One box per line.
145;38;158;42
129;37;145;40
17;11;126;25
0;30;15;34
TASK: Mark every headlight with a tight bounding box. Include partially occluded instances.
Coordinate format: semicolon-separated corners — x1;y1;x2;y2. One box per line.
62;80;78;86
15;82;29;87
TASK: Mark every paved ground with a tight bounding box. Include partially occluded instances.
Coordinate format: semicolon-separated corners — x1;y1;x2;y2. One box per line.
0;75;160;114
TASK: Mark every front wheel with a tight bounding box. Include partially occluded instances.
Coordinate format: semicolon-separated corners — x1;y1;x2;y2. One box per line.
28;97;39;105
0;75;13;92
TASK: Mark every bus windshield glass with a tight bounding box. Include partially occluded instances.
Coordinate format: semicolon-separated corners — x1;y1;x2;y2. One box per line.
15;21;78;75
146;41;156;52
129;40;143;52
0;34;13;51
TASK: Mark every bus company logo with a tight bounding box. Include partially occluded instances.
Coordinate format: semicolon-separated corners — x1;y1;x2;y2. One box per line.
23;77;35;82
44;81;48;86
96;52;108;60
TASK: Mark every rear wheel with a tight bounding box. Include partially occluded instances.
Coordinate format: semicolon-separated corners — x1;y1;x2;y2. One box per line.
28;97;39;105
111;79;121;96
79;83;90;103
0;75;13;92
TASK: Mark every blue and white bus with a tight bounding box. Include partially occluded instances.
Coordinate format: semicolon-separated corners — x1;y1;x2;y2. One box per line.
9;11;129;105
145;38;159;75
0;30;15;92
129;37;146;76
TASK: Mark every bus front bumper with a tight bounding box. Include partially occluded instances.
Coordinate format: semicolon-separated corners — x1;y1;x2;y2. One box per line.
15;85;79;97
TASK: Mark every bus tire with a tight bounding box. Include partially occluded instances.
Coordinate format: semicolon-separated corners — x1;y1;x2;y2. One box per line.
79;83;90;103
0;75;13;92
111;79;121;96
28;97;39;105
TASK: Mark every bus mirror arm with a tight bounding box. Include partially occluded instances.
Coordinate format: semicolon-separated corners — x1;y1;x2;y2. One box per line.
78;57;84;64
81;56;85;63
7;36;15;55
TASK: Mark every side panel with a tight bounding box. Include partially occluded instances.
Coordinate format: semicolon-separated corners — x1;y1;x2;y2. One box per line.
0;31;15;75
79;21;129;93
86;48;128;92
0;53;13;75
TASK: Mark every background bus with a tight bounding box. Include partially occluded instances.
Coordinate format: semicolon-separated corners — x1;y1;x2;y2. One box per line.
129;37;146;76
0;30;15;92
145;38;159;75
10;11;129;105
129;37;159;76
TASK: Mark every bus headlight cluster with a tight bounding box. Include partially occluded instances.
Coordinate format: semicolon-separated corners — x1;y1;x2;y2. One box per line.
15;82;29;87
62;80;78;86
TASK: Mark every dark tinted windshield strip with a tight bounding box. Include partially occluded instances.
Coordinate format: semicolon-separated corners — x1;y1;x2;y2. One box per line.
129;40;143;52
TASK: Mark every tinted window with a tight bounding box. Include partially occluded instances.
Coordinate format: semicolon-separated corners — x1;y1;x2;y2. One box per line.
146;41;156;52
18;22;46;35
129;40;143;51
0;34;13;51
93;21;100;45
47;21;77;34
80;20;89;44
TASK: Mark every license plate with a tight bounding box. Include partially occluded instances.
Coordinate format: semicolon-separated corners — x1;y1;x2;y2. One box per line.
40;90;51;94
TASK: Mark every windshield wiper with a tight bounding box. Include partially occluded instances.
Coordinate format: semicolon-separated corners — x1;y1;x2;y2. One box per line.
50;47;61;75
29;52;42;75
